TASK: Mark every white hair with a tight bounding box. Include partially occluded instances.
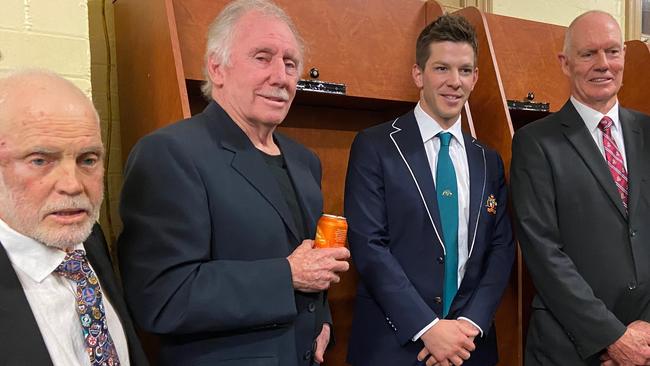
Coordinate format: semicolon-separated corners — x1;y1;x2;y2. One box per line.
201;0;304;99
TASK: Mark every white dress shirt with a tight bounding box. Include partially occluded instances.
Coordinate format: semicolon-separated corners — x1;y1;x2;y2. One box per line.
571;96;627;170
0;218;130;366
411;102;482;340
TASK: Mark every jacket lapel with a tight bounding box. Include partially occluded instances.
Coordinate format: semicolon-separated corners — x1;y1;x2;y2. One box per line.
276;134;322;238
390;111;445;252
212;103;300;242
464;134;485;257
620;107;644;218
561;102;627;218
0;243;53;365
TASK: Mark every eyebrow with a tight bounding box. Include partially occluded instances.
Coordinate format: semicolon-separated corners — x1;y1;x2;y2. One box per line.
24;145;105;156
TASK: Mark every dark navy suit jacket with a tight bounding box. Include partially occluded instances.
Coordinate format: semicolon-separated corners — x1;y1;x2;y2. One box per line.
118;102;328;366
345;110;515;366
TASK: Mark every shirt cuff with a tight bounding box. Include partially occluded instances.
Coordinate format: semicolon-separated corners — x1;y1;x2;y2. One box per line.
458;316;484;337
412;318;439;341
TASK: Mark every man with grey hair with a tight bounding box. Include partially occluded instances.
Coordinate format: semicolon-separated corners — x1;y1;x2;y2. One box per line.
511;10;650;365
118;1;350;365
0;70;148;365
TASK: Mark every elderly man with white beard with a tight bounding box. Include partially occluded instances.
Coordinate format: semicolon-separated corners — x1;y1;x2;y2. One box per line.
0;70;148;366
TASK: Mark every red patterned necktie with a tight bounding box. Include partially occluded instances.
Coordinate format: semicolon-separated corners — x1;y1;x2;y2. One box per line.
598;116;628;211
55;250;121;366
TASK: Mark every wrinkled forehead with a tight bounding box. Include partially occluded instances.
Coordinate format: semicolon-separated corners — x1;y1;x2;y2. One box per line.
0;80;100;134
567;13;623;51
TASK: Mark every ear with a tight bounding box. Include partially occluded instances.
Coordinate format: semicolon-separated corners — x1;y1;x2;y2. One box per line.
412;64;424;89
206;54;225;88
558;53;570;77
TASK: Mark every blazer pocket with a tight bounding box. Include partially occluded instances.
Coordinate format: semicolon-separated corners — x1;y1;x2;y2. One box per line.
197;356;278;366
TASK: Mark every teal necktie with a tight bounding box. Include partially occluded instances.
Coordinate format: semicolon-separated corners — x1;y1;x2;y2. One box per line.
436;132;458;317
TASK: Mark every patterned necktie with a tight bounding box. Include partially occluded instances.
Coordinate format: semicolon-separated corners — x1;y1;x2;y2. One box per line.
436;132;458;317
598;116;628;211
55;250;121;366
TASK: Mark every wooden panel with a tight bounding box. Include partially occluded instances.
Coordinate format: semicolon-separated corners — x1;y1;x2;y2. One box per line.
172;0;425;102
620;40;650;115
456;7;513;168
114;0;190;161
485;13;568;112
425;0;445;22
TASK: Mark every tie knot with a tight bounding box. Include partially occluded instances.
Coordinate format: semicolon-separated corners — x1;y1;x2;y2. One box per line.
438;132;453;147
598;116;613;132
55;249;92;282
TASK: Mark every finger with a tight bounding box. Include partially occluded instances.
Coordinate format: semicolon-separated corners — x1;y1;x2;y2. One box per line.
314;339;326;363
449;355;464;366
331;259;350;272
457;348;471;360
417;347;430;361
461;338;476;352
324;247;350;259
301;239;315;248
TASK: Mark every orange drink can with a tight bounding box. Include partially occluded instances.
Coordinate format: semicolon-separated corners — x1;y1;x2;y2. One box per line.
314;214;348;248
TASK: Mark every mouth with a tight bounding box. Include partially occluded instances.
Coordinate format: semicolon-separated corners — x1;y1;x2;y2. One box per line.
46;209;89;224
440;93;463;102
589;77;614;84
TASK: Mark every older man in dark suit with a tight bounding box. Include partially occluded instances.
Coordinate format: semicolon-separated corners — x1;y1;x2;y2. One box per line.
117;1;350;365
0;70;148;366
511;10;650;366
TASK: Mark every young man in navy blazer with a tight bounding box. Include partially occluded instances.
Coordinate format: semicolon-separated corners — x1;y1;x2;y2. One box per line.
345;15;515;366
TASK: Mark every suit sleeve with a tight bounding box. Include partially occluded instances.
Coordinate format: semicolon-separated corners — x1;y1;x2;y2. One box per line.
344;132;436;345
511;128;626;358
458;153;515;331
118;133;297;335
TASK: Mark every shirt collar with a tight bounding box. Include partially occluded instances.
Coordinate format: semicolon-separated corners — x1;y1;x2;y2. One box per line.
0;218;82;283
570;96;620;134
414;102;465;148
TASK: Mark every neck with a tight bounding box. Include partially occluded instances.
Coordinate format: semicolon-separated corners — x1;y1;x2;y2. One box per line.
573;94;618;114
233;117;280;155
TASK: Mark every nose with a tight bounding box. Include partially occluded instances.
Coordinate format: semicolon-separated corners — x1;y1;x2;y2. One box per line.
447;69;461;88
268;58;289;86
54;160;84;196
594;50;609;71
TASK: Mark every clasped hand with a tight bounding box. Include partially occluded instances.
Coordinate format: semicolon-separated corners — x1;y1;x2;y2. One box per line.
417;319;479;366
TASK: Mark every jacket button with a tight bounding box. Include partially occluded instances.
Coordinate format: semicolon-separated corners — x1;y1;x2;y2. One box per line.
303;350;312;360
434;297;442;304
630;230;637;238
628;281;637;290
437;256;444;264
308;302;316;312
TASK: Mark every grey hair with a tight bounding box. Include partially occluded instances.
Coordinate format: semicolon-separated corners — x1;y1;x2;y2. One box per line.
201;0;304;99
562;10;623;55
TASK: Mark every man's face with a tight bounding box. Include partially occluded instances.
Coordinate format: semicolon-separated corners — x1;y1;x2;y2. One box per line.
559;13;625;113
0;85;104;250
412;41;478;128
210;11;302;128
